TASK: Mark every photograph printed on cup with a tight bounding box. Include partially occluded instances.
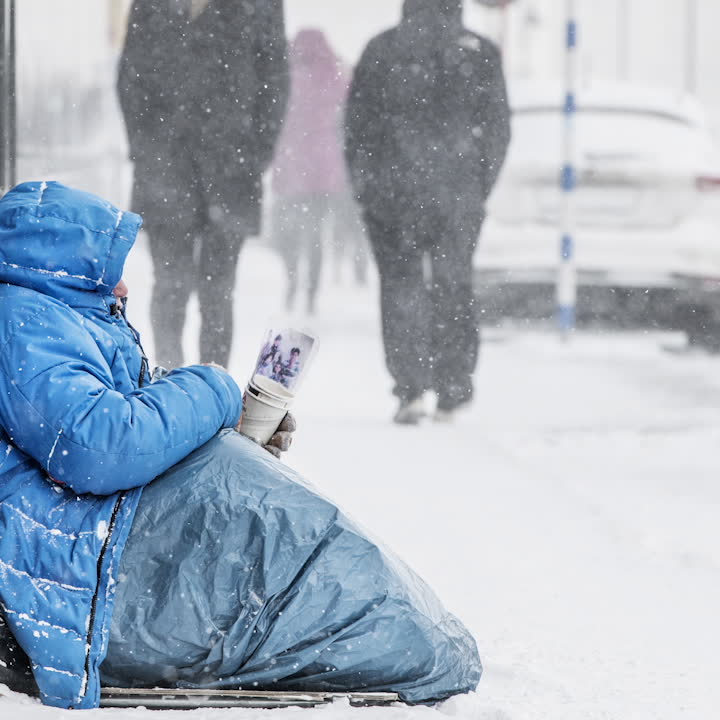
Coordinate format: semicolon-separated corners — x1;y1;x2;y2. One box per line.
253;328;316;392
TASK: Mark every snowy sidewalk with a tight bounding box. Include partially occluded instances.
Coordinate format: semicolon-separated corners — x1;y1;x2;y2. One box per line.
3;240;719;719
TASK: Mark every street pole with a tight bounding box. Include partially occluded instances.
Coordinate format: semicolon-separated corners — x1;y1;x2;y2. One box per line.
0;0;16;194
558;0;578;338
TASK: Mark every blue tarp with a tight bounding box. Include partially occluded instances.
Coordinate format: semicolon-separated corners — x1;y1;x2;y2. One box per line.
101;430;481;704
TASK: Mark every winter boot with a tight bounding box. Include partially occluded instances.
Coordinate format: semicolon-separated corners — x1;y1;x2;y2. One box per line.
433;407;456;423
393;395;426;425
434;390;473;423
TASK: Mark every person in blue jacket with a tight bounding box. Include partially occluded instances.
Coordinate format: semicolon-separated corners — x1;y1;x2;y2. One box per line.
0;182;290;707
0;182;482;710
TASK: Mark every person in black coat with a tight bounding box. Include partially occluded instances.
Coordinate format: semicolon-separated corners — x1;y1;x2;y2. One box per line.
345;0;510;423
117;0;289;368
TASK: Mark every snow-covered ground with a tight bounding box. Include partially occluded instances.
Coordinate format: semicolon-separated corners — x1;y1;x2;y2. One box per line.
2;237;720;719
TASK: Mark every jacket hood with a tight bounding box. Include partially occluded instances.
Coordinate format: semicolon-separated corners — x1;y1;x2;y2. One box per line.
0;181;142;307
291;28;339;69
402;0;463;25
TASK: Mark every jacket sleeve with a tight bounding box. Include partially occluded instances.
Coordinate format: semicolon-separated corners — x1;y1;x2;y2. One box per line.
116;0;186;153
343;37;387;199
0;306;242;496
252;0;289;171
475;39;511;199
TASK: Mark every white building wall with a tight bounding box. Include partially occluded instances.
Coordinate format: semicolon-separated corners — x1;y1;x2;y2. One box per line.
486;0;720;130
14;0;128;203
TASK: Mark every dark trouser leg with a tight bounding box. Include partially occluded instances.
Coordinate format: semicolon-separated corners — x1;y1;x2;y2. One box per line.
135;141;199;370
304;195;328;313
274;200;302;310
197;220;245;368
148;226;195;369
429;220;482;411
353;225;370;285
364;213;433;402
329;197;344;284
349;198;370;285
338;192;369;285
277;195;326;313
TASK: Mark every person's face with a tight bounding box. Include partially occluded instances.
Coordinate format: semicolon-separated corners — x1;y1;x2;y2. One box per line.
113;279;128;308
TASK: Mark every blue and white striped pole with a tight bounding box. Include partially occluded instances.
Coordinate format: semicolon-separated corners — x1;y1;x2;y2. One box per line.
558;0;578;337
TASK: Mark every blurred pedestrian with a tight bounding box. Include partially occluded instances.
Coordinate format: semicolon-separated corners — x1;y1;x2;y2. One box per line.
345;0;511;424
271;29;348;315
117;0;288;368
331;188;370;287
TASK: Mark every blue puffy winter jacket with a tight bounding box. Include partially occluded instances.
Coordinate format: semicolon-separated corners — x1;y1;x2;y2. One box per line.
0;181;242;708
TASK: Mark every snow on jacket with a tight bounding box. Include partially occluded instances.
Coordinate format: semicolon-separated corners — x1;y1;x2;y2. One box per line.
0;181;242;708
272;29;349;197
344;0;511;224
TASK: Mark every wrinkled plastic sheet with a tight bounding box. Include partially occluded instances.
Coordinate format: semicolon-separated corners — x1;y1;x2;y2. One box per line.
101;431;481;704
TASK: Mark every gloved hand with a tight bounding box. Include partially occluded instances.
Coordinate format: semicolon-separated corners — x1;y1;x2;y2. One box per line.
262;412;297;458
235;412;297;458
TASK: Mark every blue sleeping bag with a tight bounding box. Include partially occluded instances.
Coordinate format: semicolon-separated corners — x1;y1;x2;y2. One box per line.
101;430;481;703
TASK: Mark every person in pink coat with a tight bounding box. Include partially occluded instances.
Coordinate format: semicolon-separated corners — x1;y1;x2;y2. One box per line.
271;29;350;314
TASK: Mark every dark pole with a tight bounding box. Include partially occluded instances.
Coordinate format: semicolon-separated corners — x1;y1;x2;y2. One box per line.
0;0;16;193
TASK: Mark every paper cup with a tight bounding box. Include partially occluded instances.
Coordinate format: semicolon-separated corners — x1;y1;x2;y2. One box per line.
237;374;294;445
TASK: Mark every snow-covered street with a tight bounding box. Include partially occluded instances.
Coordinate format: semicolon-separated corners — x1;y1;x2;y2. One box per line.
3;238;718;719
4;0;720;716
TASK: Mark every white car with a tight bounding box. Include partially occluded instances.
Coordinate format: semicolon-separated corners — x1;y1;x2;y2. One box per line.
477;84;720;345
